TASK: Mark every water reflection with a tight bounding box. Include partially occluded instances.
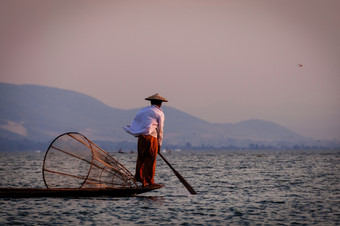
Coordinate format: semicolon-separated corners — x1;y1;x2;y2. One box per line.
0;150;339;225
136;195;166;205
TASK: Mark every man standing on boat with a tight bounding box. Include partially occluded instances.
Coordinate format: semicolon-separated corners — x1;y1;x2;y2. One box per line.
124;93;168;187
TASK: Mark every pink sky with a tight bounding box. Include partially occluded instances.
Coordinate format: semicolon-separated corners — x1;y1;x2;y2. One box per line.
1;0;339;139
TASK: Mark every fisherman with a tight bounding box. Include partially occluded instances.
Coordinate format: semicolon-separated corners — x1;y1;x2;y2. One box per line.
124;93;168;187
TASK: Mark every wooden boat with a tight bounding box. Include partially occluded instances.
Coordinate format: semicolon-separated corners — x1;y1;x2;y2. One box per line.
1;133;165;198
0;184;163;198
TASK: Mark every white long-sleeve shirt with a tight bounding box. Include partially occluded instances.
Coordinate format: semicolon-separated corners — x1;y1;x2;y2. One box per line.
123;105;165;145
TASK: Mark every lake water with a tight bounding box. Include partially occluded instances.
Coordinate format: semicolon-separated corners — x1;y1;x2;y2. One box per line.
0;150;339;225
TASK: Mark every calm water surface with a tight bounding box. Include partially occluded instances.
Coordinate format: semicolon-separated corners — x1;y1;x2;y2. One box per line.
0;150;339;225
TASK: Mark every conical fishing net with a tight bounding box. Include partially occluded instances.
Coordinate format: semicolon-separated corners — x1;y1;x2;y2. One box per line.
42;132;137;189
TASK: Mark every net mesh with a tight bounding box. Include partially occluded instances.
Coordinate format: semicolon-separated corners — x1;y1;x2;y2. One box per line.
42;132;137;189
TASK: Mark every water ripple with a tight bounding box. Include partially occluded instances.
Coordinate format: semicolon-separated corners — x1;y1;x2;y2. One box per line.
0;150;339;225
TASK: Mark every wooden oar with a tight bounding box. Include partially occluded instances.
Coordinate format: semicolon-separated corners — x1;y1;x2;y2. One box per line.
158;151;197;195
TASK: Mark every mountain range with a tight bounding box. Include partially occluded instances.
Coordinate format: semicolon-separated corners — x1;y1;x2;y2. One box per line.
0;83;318;151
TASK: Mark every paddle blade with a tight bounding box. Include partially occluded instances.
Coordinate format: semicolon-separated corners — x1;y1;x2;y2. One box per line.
173;169;197;195
158;152;197;195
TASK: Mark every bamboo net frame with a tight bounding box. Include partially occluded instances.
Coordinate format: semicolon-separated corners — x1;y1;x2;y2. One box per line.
42;132;137;189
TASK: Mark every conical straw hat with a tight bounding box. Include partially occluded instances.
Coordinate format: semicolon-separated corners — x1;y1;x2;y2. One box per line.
145;93;168;102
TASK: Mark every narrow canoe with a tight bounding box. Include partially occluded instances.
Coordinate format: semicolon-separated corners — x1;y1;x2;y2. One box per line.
0;185;163;198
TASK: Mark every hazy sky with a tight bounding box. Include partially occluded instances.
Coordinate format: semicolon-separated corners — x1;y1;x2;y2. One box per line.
1;0;339;140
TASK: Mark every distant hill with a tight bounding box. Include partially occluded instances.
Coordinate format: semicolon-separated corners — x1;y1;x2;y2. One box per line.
0;83;312;151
